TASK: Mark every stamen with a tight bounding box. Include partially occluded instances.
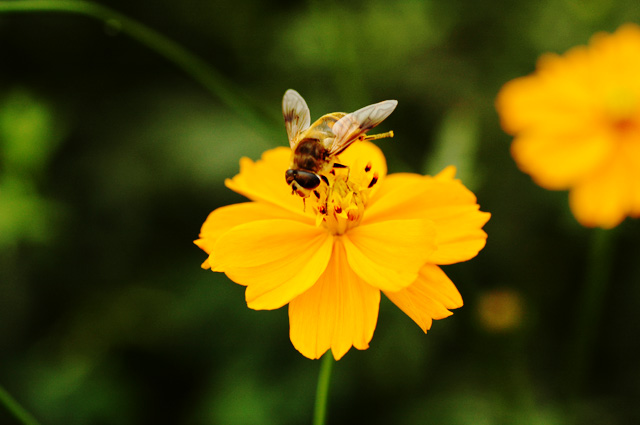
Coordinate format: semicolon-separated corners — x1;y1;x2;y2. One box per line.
304;157;375;234
368;172;379;188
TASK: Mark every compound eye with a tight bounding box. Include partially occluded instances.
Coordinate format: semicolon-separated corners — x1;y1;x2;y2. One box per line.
295;171;321;189
285;169;297;185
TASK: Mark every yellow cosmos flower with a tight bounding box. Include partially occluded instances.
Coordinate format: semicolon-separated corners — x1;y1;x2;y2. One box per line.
195;141;489;360
497;24;640;229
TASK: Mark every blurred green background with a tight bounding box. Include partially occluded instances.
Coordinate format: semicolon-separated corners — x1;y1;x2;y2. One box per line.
1;0;640;424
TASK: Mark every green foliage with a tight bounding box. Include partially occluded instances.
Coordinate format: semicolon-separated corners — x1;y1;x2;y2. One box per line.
1;1;639;424
0;89;60;174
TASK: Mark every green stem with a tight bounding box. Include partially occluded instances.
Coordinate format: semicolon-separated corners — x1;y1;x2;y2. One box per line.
568;228;614;393
0;383;41;425
0;0;279;138
313;353;334;425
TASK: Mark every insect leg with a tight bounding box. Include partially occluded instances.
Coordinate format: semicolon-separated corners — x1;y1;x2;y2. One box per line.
332;162;351;180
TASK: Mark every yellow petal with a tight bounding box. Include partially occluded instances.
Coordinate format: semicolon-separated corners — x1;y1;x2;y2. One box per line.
624;141;640;218
384;264;462;332
364;174;490;265
496;50;596;136
212;219;333;309
568;155;632;228
364;173;426;215
343;219;437;292
434;165;457;180
288;239;380;360
496;23;640;208
365;173;478;222
511;130;613;190
335;141;388;192
426;206;490;265
225;147;312;218
195;202;310;259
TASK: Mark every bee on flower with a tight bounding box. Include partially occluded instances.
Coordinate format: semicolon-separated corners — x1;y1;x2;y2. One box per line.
195;90;490;360
283;89;396;199
496;24;640;229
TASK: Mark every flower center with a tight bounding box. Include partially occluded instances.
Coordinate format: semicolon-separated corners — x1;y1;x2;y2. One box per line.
605;87;640;141
308;161;379;235
613;117;638;134
606;87;636;118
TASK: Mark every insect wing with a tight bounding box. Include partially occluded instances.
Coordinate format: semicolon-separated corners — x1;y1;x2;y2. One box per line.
282;89;311;148
329;99;397;155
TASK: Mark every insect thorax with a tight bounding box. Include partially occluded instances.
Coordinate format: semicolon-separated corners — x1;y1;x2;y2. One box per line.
293;139;328;172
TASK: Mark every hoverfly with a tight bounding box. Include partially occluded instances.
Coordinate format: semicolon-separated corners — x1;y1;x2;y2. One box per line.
282;89;397;197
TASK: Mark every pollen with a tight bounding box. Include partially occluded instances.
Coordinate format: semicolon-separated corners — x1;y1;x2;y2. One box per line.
308;167;372;235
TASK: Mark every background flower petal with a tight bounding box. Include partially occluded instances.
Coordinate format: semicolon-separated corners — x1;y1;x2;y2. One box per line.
497;25;640;229
384;264;462;332
496;58;596;137
511;131;613;190
212;219;333;310
288;239;380;360
343;219;437;292
569;158;630;229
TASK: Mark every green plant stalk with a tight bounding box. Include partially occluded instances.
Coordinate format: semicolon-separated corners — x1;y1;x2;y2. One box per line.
568;228;614;393
0;384;41;425
0;0;279;139
313;353;334;425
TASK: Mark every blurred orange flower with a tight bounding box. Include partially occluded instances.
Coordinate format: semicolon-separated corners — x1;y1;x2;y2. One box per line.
497;24;640;228
195;142;489;360
476;289;524;333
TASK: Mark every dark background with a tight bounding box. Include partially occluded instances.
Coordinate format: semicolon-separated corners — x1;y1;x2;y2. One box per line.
1;1;640;424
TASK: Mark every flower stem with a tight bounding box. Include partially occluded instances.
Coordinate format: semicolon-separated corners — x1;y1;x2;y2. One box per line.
568;228;614;393
313;353;334;425
0;383;41;425
0;0;279;138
